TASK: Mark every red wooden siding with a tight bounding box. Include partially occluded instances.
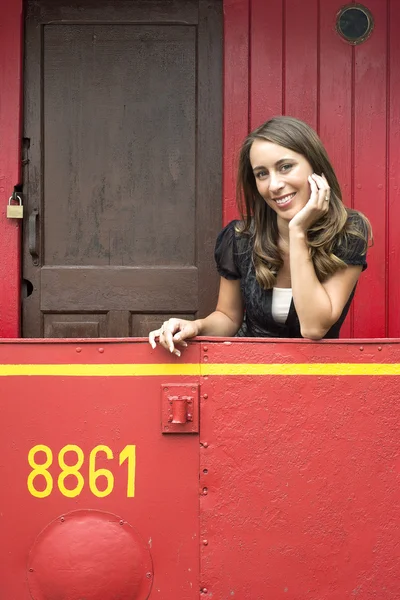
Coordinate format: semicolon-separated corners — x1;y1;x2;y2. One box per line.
388;0;400;337
224;0;399;338
0;0;23;337
0;0;399;339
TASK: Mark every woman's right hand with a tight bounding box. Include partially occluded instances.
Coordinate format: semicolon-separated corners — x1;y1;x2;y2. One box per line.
148;318;200;357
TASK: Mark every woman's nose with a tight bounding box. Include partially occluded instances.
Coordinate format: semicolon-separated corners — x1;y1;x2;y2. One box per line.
268;173;284;194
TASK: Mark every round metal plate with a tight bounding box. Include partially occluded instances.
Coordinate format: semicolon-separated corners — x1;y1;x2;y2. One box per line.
27;510;153;600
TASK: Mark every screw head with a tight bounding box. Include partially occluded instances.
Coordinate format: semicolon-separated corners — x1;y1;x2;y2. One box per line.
203;539;208;545
203;393;208;399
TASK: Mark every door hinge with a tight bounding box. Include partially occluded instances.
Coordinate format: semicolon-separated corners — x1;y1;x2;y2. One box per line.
161;383;199;434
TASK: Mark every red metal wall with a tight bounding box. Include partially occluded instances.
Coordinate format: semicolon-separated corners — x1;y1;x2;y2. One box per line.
0;339;399;598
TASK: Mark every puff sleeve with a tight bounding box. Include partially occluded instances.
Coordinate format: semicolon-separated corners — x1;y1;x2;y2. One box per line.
334;214;368;271
214;220;241;280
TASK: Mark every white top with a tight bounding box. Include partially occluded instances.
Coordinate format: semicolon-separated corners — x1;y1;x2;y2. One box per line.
271;287;293;324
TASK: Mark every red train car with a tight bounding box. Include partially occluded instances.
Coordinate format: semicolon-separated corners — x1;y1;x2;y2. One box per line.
1;338;400;599
1;1;400;599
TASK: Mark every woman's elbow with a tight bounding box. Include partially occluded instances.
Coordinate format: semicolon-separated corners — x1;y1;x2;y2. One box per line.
300;327;328;341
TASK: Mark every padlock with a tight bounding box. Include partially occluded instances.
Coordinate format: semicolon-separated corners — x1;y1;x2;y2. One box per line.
7;195;23;219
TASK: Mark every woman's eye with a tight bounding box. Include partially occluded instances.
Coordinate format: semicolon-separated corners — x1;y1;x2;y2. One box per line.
256;171;267;179
280;164;292;172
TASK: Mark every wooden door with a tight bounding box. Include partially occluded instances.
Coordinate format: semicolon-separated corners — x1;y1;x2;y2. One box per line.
22;0;222;338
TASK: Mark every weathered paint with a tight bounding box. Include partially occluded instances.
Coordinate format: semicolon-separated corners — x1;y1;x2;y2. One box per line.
0;339;399;598
0;0;22;337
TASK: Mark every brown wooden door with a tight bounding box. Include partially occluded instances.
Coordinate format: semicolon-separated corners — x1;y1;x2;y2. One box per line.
22;0;222;338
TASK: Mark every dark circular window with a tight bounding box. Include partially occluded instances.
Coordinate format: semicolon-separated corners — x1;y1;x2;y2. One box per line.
336;4;374;45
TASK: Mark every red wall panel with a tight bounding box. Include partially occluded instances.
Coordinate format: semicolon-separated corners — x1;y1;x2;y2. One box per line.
352;0;387;337
388;0;400;337
223;0;250;224
0;0;23;337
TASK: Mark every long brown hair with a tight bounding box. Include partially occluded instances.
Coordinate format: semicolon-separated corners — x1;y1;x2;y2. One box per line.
237;116;372;289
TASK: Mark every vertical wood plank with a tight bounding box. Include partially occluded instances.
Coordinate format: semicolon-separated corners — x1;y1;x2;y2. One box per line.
388;0;400;337
319;0;353;337
250;0;283;129
223;0;249;224
285;0;318;128
0;0;23;337
352;0;387;338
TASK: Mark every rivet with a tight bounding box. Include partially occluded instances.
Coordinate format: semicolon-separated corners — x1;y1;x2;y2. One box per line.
98;347;104;353
203;393;208;399
203;539;208;545
164;387;168;392
76;347;82;353
203;356;208;362
202;588;208;594
378;346;382;351
164;426;169;431
203;346;208;352
29;568;33;572
60;516;65;522
120;520;124;525
187;413;193;420
146;572;152;579
203;468;208;474
202;487;208;495
359;346;364;351
168;416;173;422
201;442;208;448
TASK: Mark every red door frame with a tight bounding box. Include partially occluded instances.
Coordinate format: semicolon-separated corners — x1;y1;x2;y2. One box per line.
0;0;246;337
0;0;23;337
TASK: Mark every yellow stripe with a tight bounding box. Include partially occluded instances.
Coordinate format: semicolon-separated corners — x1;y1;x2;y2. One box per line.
0;363;399;376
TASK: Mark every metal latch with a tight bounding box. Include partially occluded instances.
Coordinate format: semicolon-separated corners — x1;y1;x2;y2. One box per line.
161;384;199;434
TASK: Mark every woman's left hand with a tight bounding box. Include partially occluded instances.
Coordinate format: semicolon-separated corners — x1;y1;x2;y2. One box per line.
289;173;330;233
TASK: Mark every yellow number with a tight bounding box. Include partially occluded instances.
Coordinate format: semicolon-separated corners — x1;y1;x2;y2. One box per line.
27;445;53;498
119;445;136;497
89;445;114;497
58;445;84;498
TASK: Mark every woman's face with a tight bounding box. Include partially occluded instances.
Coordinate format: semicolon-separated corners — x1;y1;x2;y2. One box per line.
249;139;313;222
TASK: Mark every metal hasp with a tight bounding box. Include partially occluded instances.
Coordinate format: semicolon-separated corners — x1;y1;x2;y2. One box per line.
161;384;199;434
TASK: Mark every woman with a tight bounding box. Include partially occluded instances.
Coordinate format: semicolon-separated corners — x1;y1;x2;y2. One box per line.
149;116;371;355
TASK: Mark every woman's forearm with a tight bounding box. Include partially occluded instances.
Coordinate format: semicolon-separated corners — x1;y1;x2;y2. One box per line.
195;310;242;337
289;228;335;339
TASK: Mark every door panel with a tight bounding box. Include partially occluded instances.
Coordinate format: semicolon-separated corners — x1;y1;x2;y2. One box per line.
23;0;222;338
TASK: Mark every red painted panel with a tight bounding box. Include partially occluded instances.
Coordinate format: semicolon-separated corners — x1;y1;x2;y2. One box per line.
388;0;400;337
352;0;387;337
0;0;23;337
223;0;249;224
285;0;318;128
0;341;201;599
200;340;400;599
319;1;353;338
250;0;282;129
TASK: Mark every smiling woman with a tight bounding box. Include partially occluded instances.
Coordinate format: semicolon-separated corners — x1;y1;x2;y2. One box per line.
149;116;372;353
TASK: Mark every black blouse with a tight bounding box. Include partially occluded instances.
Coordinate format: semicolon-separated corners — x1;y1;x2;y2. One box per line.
214;216;368;339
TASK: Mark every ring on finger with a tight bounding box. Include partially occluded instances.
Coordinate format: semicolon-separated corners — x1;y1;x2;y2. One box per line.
324;192;330;202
